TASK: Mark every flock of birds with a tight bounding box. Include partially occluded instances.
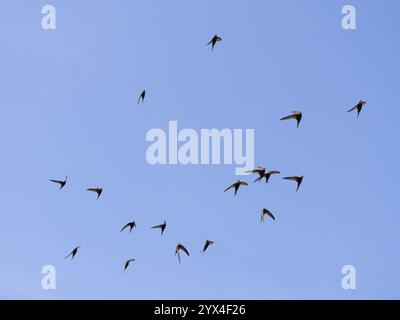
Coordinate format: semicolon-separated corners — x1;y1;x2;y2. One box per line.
50;34;367;270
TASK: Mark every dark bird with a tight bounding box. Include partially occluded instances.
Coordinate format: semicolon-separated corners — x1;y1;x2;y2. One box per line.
50;176;67;190
121;221;136;233
347;100;366;118
246;167;266;183
201;239;215;254
175;243;190;263
124;258;135;271
280;111;303;128
137;90;146;104
261;208;276;223
151;220;166;236
259;170;281;183
283;176;304;191
64;246;80;260
87;187;102;199
207;34;222;50
224;180;248;196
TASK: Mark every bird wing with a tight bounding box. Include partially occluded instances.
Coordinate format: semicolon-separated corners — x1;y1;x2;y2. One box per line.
121;223;130;232
202;241;210;253
239;182;248;186
64;251;73;259
283;176;298;181
224;184;235;192
347;104;359;112
50;179;62;185
245;169;258;174
280;114;297;121
266;210;276;220
269;171;280;175
179;245;190;256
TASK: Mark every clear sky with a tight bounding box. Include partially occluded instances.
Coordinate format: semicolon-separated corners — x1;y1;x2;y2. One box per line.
0;0;399;299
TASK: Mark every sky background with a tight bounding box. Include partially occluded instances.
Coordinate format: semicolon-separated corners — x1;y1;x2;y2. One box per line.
0;0;399;299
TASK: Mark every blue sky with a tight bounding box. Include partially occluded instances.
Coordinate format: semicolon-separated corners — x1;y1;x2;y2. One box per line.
0;0;400;299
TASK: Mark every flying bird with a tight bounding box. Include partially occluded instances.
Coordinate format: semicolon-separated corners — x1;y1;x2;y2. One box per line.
151;220;166;236
201;239;215;254
280;111;303;128
137;90;146;104
175;243;190;263
124;258;135;271
87;187;103;199
283;176;304;191
64;246;80;260
50;176;67;190
347;100;366;118
259;170;281;183
207;34;222;50
246;167;266;183
224;180;248;196
261;208;276;223
120;221;136;233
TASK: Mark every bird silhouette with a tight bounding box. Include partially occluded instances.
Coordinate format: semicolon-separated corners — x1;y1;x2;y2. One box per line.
50;176;67;190
280;111;303;128
224;180;248;196
347;100;366;118
258;170;281;183
137;90;146;104
124;258;135;271
121;221;136;233
65;246;81;260
261;208;276;223
246;167;266;183
207;34;222;50
87;187;102;199
201;239;215;254
283;176;304;191
175;243;190;263
151;220;166;236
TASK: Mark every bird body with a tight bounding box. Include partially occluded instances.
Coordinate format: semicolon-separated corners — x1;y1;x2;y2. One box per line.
152;220;166;235
261;208;276;222
207;34;222;50
280;111;303;128
246;167;266;182
283;176;304;191
260;170;281;183
201;239;215;254
50;176;67;189
121;221;136;233
224;180;248;196
87;187;103;199
138;90;146;104
347;100;366;117
124;258;135;270
175;243;190;263
65;246;80;260
251;169;280;183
